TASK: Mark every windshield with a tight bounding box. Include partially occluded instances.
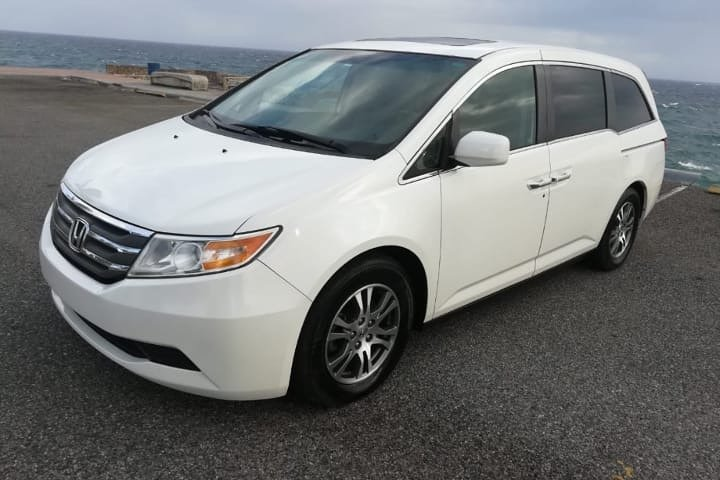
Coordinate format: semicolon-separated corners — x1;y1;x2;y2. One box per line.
207;49;474;158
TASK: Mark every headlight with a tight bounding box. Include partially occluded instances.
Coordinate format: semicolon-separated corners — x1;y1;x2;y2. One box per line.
128;227;280;278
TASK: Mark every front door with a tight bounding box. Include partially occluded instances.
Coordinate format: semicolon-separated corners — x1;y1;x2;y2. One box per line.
435;65;551;316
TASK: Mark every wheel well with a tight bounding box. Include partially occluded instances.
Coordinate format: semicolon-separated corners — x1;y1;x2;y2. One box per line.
333;246;428;330
628;181;647;215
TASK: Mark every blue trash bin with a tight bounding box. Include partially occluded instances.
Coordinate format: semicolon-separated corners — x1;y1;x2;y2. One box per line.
147;62;161;75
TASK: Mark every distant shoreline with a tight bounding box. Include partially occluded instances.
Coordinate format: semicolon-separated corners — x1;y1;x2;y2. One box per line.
0;28;293;55
0;30;292;77
0;66;113;77
0;61;715;87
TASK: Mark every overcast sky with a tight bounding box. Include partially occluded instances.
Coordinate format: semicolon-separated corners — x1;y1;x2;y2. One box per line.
2;0;717;82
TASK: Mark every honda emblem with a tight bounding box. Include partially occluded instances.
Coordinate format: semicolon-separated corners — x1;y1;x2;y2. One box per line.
68;218;90;252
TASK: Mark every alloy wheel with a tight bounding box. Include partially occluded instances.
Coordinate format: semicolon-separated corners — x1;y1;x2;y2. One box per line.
324;284;400;384
609;201;635;258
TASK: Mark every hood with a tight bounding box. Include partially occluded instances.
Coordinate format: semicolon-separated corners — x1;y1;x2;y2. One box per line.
63;117;371;235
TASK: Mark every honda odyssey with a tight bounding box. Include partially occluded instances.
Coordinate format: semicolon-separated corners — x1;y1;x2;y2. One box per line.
39;37;666;405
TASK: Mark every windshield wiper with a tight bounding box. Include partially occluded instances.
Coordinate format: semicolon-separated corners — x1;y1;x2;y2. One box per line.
192;111;346;153
229;124;347;154
192;109;261;138
192;108;219;128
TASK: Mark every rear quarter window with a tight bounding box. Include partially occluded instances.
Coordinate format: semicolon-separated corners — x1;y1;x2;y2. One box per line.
609;73;654;131
548;66;606;140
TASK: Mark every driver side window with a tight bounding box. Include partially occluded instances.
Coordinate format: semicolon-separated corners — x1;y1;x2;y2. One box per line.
452;66;537;151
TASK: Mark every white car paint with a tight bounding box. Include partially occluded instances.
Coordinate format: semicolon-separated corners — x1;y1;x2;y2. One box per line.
40;39;666;400
64;117;371;235
39;215;311;400
434;144;551;316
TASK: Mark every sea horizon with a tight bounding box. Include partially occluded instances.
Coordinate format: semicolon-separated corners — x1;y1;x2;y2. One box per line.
0;29;294;77
0;28;293;56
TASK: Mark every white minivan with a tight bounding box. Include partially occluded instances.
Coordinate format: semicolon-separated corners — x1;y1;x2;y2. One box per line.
40;37;666;405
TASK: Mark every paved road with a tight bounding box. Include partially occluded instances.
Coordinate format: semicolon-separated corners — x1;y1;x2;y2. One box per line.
1;76;719;479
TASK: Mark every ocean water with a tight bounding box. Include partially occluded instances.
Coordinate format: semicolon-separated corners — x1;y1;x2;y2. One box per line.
652;79;720;186
1;30;718;186
0;30;292;76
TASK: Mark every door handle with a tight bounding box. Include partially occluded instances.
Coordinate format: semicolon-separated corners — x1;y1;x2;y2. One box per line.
552;170;572;182
526;176;552;190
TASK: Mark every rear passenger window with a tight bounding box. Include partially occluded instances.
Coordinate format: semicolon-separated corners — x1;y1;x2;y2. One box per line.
452;66;537;150
549;66;606;140
610;73;653;131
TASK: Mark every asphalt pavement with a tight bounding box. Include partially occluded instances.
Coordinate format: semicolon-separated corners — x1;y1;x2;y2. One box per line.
1;75;719;479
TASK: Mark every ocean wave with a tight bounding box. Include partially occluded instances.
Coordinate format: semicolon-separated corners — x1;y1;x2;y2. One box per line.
679;161;713;171
661;102;680;108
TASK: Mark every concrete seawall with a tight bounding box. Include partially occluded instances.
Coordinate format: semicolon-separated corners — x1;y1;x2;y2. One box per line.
0;66;222;102
105;64;248;89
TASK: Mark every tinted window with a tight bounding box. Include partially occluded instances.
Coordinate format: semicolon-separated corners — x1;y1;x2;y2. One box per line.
549;66;606;140
405;129;446;179
452;66;537;150
610;73;653;131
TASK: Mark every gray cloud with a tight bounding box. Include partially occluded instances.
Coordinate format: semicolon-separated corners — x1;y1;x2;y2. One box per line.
2;0;718;81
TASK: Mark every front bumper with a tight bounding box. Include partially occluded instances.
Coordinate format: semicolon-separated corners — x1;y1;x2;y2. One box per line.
39;211;311;400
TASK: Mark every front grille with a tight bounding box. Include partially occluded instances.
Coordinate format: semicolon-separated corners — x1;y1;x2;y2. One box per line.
79;315;200;371
50;184;153;283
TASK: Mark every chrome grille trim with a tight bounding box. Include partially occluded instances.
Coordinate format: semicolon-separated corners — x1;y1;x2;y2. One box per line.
50;184;154;283
60;183;153;238
80;248;131;271
49;217;131;271
55;202;73;222
56;198;142;255
50;212;67;234
86;230;142;255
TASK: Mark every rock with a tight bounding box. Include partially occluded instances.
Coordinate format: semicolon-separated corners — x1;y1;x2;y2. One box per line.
222;75;249;90
707;184;720;195
150;72;208;91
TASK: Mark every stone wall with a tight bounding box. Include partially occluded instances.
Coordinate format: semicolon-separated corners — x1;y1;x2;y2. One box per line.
105;64;148;76
193;69;226;87
105;64;248;88
105;64;249;89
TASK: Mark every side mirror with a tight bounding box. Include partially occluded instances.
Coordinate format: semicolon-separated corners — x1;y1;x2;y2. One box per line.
453;131;510;167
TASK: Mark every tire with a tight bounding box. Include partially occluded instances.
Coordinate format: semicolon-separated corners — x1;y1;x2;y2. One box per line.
290;255;413;406
591;188;642;271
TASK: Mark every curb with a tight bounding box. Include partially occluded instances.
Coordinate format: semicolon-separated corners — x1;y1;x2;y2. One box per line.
134;88;166;98
63;75;208;104
67;76;99;85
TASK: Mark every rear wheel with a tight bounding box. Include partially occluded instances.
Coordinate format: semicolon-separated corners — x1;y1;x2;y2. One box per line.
592;188;642;270
291;256;413;406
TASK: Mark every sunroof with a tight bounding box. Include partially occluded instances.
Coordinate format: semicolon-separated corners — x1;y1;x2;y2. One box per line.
361;37;496;46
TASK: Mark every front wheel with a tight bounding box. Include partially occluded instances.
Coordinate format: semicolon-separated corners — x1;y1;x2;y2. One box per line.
291;256;413;406
592;188;642;270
